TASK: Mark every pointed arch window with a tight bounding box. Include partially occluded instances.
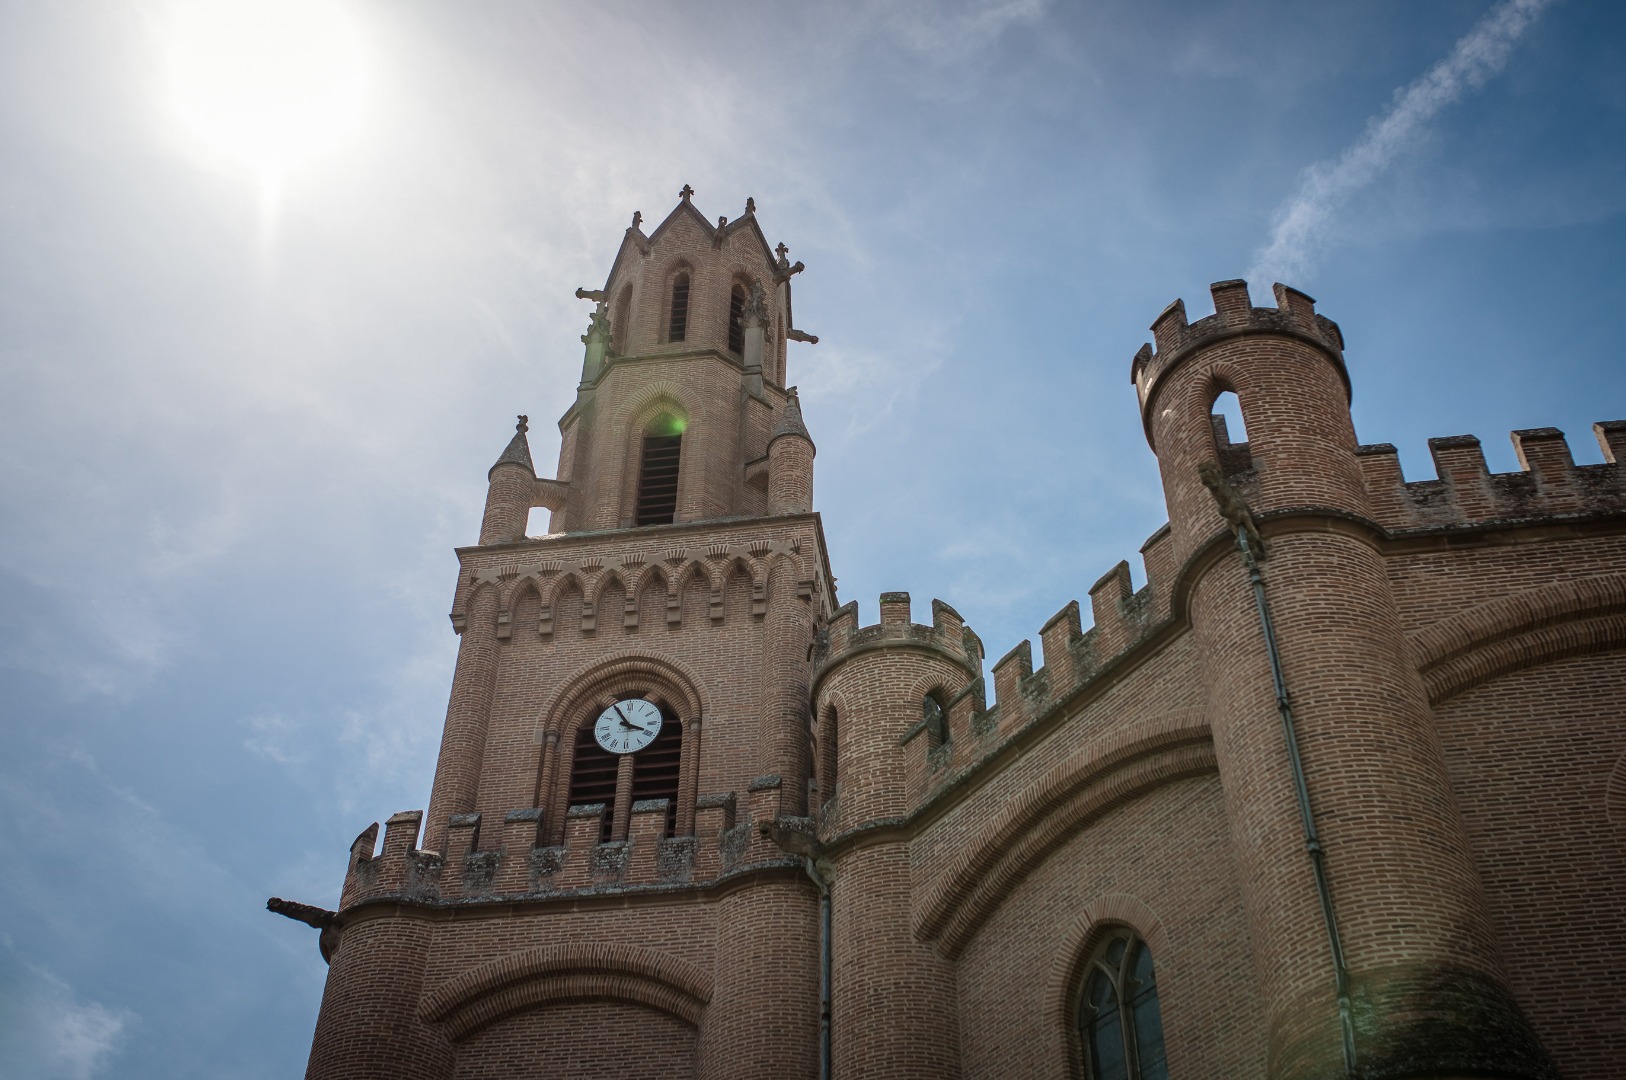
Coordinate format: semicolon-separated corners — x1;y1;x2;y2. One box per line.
1078;930;1169;1080
612;283;632;354
668;272;691;342
727;284;746;354
636;412;684;526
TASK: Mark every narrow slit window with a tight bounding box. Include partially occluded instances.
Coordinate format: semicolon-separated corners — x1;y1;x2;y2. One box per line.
728;284;746;353
1209;389;1252;474
668;273;690;342
568;725;620;843
636;414;684;526
629;705;683;836
924;693;950;746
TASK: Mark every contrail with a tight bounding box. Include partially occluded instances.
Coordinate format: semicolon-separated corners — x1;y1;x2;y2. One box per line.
1249;0;1555;286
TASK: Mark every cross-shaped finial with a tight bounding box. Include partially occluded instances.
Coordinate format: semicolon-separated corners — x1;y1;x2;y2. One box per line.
679;184;694;201
516;415;529;433
745;197;756;214
775;242;789;260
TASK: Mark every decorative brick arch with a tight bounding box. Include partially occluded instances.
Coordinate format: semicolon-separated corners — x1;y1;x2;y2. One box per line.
536;651;708;838
537;651;707;739
1411;573;1626;703
420;942;713;1040
915;708;1212;956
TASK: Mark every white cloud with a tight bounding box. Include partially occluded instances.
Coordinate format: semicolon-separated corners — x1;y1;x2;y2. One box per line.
244;713;307;766
0;954;134;1080
867;0;1048;61
1249;0;1554;285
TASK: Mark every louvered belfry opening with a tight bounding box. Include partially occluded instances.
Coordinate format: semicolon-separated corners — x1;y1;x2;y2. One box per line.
636;415;683;526
631;706;683;836
568;725;620;843
668;273;690;342
727;284;746;353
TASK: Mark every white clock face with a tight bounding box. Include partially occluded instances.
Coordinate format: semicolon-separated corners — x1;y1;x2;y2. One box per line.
594;698;663;754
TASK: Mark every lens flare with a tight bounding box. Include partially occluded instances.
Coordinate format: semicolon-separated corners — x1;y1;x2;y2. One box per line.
167;0;369;180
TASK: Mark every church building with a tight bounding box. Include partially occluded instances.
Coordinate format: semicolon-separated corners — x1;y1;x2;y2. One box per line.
276;190;1626;1079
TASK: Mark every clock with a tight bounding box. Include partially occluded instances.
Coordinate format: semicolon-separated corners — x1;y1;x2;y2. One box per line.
594;698;663;754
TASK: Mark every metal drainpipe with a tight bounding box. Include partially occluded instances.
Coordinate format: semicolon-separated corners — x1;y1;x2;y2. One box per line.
1233;526;1358;1077
803;857;832;1080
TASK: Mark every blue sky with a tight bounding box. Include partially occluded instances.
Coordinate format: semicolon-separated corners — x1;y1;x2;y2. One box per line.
1;1;1622;1075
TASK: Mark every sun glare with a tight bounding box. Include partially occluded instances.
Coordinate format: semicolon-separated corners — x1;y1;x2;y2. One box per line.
167;0;369;181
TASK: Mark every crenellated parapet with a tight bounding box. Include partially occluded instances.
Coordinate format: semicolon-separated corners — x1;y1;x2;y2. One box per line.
812;592;983;678
339;779;809;910
1357;422;1626;532
812;530;1183;809
1131;283;1346;442
1130;280;1347;444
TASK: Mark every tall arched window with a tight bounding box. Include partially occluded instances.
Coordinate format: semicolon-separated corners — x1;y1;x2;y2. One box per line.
1078;930;1169;1080
667;272;691;342
611;283;632;354
727;284;746;354
636;412;684;526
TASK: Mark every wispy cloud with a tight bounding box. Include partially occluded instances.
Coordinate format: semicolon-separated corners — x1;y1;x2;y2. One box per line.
1249;0;1555;285
0;951;134;1080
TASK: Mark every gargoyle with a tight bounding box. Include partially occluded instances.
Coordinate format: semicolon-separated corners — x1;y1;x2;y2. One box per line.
787;328;819;344
574;287;607;302
759;820;833;884
1198;460;1265;560
268;897;342;964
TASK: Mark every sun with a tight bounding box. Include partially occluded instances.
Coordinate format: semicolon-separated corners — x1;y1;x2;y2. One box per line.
166;0;370;181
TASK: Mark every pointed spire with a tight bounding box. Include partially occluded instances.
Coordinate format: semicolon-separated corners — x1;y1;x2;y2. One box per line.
771;388;812;445
491;415;535;474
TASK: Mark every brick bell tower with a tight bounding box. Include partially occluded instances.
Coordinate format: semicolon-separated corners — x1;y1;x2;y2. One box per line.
300;189;832;1079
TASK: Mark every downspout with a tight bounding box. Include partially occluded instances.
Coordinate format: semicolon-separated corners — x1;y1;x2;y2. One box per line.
760;822;833;1080
808;858;832;1080
1232;525;1358;1077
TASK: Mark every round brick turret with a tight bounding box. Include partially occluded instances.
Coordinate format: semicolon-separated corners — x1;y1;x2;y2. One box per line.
767;388;814;516
1139;281;1552;1078
811;593;977;1078
480;416;537;545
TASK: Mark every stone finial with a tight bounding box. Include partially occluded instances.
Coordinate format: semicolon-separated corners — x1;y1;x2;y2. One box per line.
713;216;728;247
745;197;756;214
516;415;528;433
631;210;643;230
773;243;806;284
679;184;694;202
